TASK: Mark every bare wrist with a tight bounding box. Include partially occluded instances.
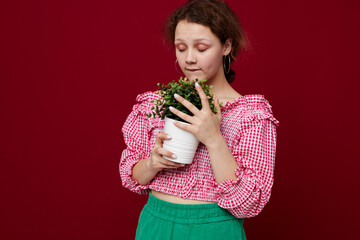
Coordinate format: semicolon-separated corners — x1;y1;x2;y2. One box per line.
146;157;161;174
205;133;224;151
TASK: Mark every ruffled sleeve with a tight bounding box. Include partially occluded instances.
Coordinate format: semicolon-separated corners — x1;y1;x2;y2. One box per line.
119;91;160;194
214;106;280;218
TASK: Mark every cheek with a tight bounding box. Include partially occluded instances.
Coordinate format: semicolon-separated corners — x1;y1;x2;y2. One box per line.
176;52;186;68
200;53;222;71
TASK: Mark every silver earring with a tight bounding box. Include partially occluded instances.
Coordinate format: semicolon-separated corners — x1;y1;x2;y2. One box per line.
223;55;231;74
175;59;181;74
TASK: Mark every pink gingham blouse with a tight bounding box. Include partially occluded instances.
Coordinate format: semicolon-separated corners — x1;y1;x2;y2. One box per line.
119;91;279;218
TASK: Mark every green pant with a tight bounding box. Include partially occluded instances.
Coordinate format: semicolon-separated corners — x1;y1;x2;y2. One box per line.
135;192;246;240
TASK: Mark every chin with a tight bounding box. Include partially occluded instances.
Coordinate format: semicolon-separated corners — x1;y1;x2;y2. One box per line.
184;74;206;82
187;77;197;82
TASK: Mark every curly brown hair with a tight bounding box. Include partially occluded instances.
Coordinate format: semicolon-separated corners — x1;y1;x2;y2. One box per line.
163;0;249;83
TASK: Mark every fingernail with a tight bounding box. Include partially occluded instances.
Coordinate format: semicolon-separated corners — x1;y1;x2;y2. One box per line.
180;164;185;166
172;154;177;159
195;82;200;87
169;106;174;111
167;134;172;139
174;93;179;98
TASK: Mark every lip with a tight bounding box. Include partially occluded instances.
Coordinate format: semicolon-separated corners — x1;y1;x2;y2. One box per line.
186;68;200;72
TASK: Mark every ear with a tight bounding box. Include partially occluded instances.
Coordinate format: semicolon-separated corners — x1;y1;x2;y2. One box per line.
223;38;232;56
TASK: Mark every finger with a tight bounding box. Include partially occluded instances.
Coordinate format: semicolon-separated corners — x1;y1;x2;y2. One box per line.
214;96;222;117
169;106;193;123
154;132;172;147
173;119;193;133
156;147;177;160
162;164;184;169
174;93;200;115
195;82;210;110
160;159;185;168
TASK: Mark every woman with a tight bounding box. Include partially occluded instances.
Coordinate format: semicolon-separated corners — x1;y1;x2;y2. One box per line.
120;0;279;239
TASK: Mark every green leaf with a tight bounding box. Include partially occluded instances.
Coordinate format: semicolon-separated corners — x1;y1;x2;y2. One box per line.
146;76;218;120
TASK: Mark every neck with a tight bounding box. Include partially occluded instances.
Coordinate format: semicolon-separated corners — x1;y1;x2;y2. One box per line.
207;72;231;97
205;71;242;102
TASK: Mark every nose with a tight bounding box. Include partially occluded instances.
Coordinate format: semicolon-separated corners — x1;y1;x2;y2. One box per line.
185;49;196;64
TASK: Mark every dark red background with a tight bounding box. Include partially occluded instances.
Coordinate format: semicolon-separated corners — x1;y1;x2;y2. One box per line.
1;0;359;239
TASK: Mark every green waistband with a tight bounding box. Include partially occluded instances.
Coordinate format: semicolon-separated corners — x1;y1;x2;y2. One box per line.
144;192;240;224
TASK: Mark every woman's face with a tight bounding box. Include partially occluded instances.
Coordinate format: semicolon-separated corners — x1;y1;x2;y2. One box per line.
174;20;231;83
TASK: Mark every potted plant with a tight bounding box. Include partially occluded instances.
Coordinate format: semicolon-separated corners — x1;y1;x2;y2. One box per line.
146;77;221;164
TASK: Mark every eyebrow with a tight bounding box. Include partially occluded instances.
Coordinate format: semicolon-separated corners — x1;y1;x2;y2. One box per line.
174;38;211;44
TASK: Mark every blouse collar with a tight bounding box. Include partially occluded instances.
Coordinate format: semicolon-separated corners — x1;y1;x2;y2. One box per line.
221;94;274;112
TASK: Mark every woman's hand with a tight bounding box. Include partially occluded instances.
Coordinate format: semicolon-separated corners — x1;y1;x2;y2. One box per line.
170;82;222;147
147;132;185;172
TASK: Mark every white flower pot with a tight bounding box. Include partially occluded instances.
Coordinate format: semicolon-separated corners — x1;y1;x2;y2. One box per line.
162;117;199;164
